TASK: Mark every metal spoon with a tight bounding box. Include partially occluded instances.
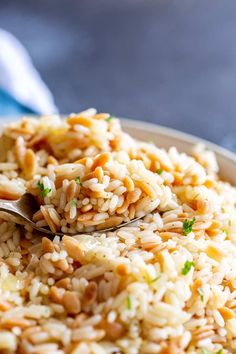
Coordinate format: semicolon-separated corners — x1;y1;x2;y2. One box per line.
0;193;149;236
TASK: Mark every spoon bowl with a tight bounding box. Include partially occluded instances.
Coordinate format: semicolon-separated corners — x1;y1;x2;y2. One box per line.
0;193;153;236
0;194;57;236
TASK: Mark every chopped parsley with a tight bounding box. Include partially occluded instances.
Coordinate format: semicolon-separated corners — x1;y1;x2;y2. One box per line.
223;229;229;236
181;260;194;275
156;168;163;175
198;287;204;302
216;350;223;354
37;181;44;191
182;217;196;236
71;198;78;207
36;181;51;198
201;350;212;354
150;275;161;283
222;220;232;236
75;176;82;186
127;296;132;310
105;116;114;122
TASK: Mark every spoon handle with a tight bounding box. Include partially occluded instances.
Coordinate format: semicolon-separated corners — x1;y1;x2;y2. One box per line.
0;197;53;235
0;199;17;213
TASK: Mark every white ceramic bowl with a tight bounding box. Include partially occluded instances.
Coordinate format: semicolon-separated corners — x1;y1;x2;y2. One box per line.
122;119;236;185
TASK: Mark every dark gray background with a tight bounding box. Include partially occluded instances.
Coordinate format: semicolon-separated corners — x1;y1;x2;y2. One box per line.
0;0;236;149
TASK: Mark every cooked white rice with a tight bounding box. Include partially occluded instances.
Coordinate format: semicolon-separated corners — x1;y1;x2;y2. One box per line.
0;109;235;353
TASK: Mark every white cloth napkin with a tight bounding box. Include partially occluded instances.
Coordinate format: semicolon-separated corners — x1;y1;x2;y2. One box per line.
0;29;57;114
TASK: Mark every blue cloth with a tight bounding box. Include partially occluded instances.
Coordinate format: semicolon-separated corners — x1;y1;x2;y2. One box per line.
0;88;35;116
0;30;57;116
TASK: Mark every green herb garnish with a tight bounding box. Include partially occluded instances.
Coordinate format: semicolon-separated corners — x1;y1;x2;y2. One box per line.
150;275;161;283
36;181;51;198
105;116;114;122
229;220;232;227
71;198;78;206
198;287;204;302
181;260;194;275
75;176;82;186
201;350;212;354
216;350;223;354
127;296;132;310
156;169;163;175
182;217;196;236
223;229;229;236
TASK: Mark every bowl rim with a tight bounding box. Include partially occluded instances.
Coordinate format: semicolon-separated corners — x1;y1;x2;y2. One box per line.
121;117;236;163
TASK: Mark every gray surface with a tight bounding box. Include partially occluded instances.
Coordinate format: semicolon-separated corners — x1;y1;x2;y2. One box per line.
0;0;236;148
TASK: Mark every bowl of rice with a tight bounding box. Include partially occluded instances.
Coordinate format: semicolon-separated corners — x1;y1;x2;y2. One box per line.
0;108;236;353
